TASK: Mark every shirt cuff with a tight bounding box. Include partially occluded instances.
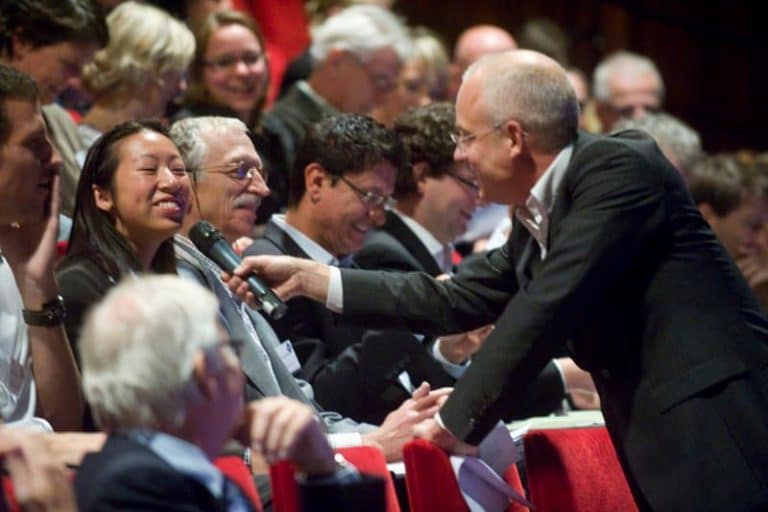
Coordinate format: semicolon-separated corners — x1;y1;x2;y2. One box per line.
326;266;344;313
432;338;472;379
327;432;362;449
550;358;567;391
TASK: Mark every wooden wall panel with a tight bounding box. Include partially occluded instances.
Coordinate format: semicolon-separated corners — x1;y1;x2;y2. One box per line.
394;0;765;152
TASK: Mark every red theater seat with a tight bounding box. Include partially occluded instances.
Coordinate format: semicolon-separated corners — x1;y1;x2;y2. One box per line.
269;445;399;512
523;427;638;512
403;438;528;512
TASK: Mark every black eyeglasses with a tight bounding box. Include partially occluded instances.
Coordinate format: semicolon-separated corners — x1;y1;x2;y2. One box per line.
194;161;268;182
336;175;396;211
203;51;265;71
445;170;480;192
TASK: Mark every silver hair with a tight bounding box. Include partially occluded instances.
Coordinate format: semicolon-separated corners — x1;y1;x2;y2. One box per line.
82;1;195;97
463;51;579;153
309;4;412;63
169;116;249;181
592;50;665;103
613;112;702;174
80;275;220;431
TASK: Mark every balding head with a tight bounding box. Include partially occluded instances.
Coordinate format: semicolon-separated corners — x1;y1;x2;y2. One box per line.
461;50;578;153
454;25;517;70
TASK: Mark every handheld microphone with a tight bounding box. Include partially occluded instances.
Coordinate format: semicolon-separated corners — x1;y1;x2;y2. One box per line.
189;220;287;320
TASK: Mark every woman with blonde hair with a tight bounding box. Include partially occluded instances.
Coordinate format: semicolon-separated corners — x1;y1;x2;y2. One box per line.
76;1;195;164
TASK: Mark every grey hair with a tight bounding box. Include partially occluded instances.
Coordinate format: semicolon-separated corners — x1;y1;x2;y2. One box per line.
309;4;412;63
613;112;702;174
592;50;664;103
464;51;579;153
169;116;249;181
80;274;220;432
82;1;195;98
410;26;450;99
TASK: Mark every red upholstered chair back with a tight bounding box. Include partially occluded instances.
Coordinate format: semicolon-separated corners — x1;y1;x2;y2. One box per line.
523;427;638;512
403;438;528;512
269;446;399;512
214;455;264;512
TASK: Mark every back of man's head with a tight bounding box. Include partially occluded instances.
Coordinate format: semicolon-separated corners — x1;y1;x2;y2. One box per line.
80;275;220;432
392;102;455;198
0;63;38;144
0;0;109;59
309;4;411;63
288;113;405;206
465;50;579;154
613;112;702;176
453;24;517;70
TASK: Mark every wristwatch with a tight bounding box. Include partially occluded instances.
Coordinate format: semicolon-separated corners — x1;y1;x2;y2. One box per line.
22;295;66;327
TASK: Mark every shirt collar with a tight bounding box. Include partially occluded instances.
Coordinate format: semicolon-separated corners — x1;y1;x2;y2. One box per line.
272;214;337;265
515;143;574;259
126;429;224;499
393;210;452;271
529;143;574;213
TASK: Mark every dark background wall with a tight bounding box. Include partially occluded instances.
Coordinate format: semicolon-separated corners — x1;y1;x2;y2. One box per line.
394;0;765;153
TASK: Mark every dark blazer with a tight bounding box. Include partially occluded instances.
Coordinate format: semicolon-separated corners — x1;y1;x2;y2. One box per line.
75;434;255;512
257;84;338;210
355;211;567;418
244;220;454;424
338;131;768;510
76;434;385;512
355;211;445;276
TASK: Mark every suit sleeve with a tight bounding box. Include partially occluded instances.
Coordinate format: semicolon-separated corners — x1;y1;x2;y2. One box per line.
341;244;519;335
442;141;671;443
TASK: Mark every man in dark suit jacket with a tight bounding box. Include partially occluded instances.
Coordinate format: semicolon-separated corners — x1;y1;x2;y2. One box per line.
246;114;455;425
229;51;768;510
74;275;380;511
356;102;592;416
169;116;447;466
255;5;411;220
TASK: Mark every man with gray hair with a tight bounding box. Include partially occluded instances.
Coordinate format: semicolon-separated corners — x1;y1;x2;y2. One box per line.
169;116;446;462
228;49;768;510
74;274;382;511
592;50;665;132
256;4;412;218
613;111;702;177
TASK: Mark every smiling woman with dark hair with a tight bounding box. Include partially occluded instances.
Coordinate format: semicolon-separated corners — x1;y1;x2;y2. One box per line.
57;120;191;375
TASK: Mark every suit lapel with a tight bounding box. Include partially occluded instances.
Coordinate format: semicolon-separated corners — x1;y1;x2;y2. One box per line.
263;220;312;260
244;308;312;404
381;211;443;276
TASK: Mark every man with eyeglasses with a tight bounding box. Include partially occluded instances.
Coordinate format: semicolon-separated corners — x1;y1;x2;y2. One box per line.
592;50;665;132
228;50;768;511
356;102;597;417
244;113;458;426
254;4;411;221
74;274;385;511
170;116;448;507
